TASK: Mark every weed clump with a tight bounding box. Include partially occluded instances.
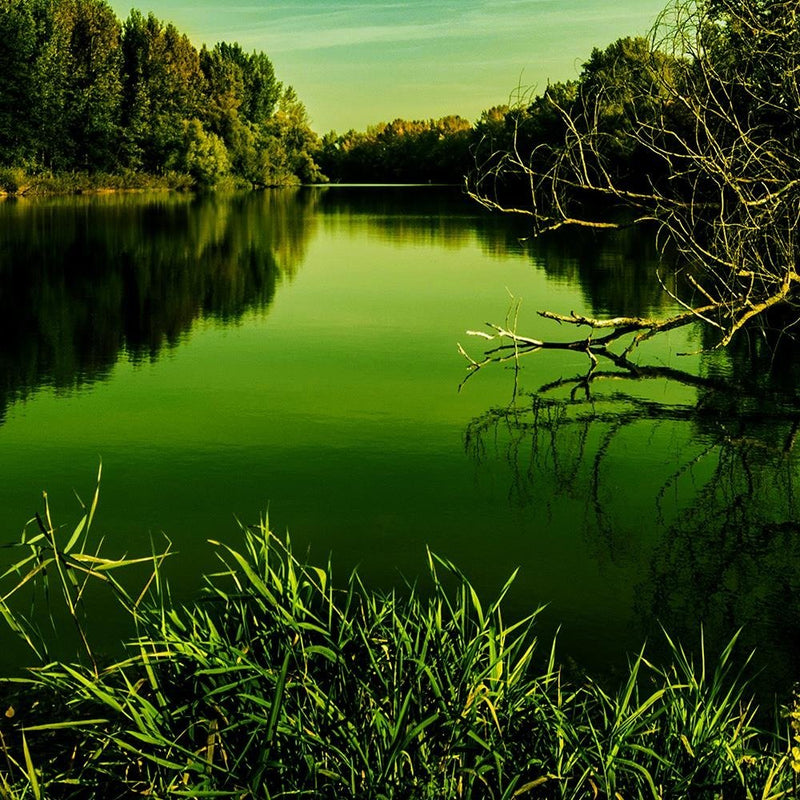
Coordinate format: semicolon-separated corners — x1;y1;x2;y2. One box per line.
0;478;794;798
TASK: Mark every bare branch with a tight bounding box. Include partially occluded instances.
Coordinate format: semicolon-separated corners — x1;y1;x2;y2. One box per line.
466;1;800;363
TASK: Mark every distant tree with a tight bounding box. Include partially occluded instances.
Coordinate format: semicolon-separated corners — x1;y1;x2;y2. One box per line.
320;115;472;183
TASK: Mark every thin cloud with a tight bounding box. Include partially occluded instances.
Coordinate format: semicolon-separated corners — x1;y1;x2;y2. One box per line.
221;0;655;55
211;0;565;53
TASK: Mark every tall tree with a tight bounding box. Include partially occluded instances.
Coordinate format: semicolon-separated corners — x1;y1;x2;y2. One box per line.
259;86;323;185
44;0;123;169
0;0;38;165
121;10;203;171
213;42;280;126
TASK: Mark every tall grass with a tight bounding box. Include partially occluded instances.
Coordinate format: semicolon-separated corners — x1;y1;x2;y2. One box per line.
0;477;794;798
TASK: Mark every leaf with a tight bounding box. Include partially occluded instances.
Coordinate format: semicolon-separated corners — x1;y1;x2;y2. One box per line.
24;718;109;732
22;733;41;800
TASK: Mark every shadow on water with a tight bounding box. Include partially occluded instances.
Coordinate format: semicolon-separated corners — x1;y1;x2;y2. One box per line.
0;184;539;432
464;318;800;699
315;184;535;253
531;221;680;319
0;189;318;424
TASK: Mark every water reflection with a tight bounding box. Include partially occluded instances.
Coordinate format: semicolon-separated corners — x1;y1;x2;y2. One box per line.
465;331;800;696
316;184;532;254
316;188;679;324
3;185;798;696
533;224;680;319
0;190;317;422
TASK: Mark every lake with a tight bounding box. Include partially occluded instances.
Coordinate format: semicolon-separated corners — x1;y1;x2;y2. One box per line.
1;185;799;696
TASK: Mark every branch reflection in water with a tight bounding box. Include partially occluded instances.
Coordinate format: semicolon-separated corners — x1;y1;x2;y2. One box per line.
464;330;800;697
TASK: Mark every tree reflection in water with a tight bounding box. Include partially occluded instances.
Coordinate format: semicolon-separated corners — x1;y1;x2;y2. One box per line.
0;190;317;423
464;327;800;697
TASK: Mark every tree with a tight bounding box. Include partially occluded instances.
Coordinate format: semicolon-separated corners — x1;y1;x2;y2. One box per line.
179;118;229;188
0;0;38;165
214;43;280;126
198;42;293;185
258;86;324;185
121;10;203;171
39;0;123;170
198;43;247;156
467;0;800;373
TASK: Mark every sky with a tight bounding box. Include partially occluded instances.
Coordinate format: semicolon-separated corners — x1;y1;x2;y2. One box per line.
106;0;669;134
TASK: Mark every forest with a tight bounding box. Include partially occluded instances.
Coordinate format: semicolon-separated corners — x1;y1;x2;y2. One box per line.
0;0;687;192
0;0;323;188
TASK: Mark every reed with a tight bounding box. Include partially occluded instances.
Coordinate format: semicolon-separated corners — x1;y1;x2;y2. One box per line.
0;479;793;798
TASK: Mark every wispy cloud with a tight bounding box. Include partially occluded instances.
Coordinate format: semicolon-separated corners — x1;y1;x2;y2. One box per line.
216;0;658;56
211;0;570;54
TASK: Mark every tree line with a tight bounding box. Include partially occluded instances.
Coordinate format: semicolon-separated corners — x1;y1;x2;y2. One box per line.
0;0;323;187
318;116;473;184
2;0;784;236
316;37;674;186
0;0;678;190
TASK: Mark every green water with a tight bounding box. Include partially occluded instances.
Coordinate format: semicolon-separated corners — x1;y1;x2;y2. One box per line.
1;186;799;693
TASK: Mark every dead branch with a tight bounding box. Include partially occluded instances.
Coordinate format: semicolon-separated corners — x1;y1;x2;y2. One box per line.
466;0;800;360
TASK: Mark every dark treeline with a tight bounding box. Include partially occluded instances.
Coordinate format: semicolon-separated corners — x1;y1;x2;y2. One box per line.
0;0;766;203
0;0;323;188
467;35;684;206
0;0;689;191
318;116;473;184
317;35;671;186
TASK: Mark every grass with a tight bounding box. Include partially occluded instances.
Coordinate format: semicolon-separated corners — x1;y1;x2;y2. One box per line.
0;167;196;196
0;473;796;798
0;166;307;197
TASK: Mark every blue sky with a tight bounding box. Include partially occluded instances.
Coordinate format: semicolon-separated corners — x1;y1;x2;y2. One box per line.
107;0;668;133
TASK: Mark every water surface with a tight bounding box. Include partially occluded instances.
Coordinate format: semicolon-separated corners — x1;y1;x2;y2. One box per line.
1;186;798;694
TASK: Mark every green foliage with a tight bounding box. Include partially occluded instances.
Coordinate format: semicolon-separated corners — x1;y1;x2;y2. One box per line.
0;481;795;798
208;41;280;127
30;0;124;171
195;45;316;187
0;0;38;166
0;0;322;186
120;10;204;172
0;167;29;194
179;119;230;188
259;86;325;185
469;34;684;208
320;115;472;184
